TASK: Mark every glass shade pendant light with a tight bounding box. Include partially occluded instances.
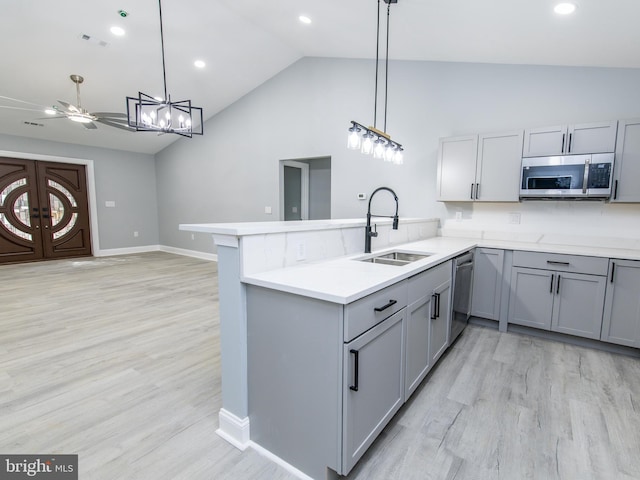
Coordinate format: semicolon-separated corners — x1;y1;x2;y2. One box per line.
347;0;404;164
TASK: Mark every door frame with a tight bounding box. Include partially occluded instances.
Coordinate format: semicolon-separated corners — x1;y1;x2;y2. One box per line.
0;150;100;255
279;160;309;221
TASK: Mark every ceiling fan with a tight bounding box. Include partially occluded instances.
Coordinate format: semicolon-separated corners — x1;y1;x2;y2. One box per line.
0;74;131;131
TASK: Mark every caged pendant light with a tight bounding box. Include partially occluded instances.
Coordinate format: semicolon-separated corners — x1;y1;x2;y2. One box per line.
347;0;403;165
126;0;203;137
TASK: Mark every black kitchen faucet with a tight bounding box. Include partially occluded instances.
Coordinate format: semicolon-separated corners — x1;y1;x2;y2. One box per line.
365;187;399;253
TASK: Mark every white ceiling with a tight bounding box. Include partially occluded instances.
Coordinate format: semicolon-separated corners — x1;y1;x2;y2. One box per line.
1;0;639;155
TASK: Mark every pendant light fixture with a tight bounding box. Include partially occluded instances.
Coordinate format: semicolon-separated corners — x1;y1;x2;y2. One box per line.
126;0;203;137
347;0;403;165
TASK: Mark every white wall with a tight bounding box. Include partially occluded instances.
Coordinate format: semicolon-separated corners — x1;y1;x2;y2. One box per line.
155;57;640;253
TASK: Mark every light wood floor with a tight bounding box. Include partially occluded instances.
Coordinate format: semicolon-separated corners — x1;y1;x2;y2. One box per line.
1;253;639;479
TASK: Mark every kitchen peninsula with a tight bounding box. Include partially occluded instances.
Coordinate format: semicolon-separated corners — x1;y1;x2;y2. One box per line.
181;218;640;480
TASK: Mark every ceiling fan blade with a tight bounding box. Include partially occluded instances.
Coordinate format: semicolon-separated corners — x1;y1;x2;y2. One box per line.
95;118;133;131
35;115;67;120
93;112;127;119
0;105;50;113
58;100;79;113
82;122;98;130
0;95;48;108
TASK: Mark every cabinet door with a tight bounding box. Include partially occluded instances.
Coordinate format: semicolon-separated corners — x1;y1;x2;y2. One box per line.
508;267;554;330
430;279;451;365
611;119;640;203
436;135;478;201
551;272;606;340
522;125;567;157
601;260;640;347
404;294;432;399
475;131;524;202
343;309;405;474
471;248;504;321
567;121;617;155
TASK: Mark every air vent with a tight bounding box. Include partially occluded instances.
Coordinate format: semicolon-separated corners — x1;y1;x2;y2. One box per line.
79;34;108;47
23;121;44;127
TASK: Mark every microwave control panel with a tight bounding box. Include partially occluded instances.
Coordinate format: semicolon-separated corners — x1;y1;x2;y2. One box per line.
588;163;612;188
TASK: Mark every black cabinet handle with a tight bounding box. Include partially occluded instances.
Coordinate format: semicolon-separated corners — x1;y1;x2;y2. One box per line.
470;183;474;200
349;349;359;392
556;275;561;295
374;299;397;312
561;133;566;152
547;260;570;266
550;274;555;293
436;293;441;318
610;262;616;283
431;294;438;319
613;180;619;200
568;133;572;153
475;183;480;200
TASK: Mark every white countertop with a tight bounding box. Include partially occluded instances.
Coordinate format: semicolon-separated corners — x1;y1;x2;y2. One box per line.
180;217;434;236
243;236;640;304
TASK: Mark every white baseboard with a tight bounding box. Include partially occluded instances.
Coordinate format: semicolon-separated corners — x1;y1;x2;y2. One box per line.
159;245;218;262
216;409;250;451
94;244;217;261
249;441;314;480
95;245;161;257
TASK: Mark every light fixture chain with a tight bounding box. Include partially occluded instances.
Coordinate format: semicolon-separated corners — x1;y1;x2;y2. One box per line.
384;1;390;133
158;0;168;101
373;0;381;129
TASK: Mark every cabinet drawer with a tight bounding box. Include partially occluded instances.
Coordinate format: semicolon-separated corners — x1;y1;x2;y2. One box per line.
512;251;608;276
344;281;407;342
408;261;451;304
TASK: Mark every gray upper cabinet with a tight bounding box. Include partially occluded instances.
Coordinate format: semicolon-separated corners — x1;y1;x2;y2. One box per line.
475;131;524;201
522;121;618;157
601;259;640;347
471;248;504;321
436;135;478;201
437;131;523;202
508;252;608;339
611;118;640;203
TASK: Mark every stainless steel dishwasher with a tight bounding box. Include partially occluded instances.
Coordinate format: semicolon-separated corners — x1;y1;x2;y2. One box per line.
451;250;474;342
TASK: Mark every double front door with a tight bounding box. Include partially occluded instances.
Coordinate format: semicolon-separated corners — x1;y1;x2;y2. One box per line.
0;157;92;264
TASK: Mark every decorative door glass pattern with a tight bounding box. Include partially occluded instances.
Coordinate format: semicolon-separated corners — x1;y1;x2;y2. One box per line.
0;158;92;263
0;178;32;241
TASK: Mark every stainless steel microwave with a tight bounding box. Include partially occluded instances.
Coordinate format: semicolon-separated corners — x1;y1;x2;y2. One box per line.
520;153;615;199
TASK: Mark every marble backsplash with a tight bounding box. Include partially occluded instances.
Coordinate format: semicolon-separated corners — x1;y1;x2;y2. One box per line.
240;218;439;276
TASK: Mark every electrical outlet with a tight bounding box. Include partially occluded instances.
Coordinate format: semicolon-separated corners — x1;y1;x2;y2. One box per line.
508;213;521;224
357;193;367;200
296;242;306;261
265;206;272;214
105;201;116;208
455;211;463;222
133;231;139;237
191;233;195;240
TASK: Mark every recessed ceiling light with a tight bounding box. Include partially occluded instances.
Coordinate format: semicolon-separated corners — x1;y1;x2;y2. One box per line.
554;3;577;15
299;15;312;24
194;60;206;69
110;26;126;36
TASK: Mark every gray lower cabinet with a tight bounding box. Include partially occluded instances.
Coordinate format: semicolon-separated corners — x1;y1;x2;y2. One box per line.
430;278;451;365
601;259;640;347
471;248;504;321
404;261;451;399
508;252;608;339
343;308;405;474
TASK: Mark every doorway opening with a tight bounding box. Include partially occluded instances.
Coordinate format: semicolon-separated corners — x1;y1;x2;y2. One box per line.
0;157;92;264
279;156;331;221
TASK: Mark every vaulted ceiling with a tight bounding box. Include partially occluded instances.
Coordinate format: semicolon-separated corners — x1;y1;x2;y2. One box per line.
2;0;639;154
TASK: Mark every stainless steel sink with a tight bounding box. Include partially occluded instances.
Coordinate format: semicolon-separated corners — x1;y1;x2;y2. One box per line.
358;250;433;266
